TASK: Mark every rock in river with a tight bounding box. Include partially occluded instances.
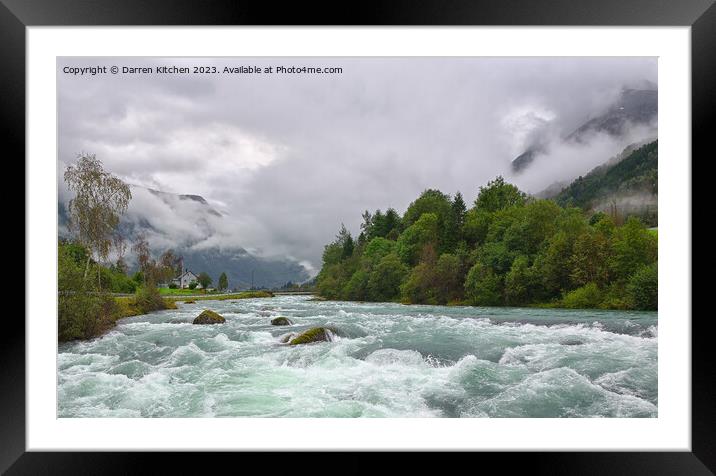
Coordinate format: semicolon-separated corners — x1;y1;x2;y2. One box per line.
193;309;226;325
288;327;336;345
271;317;293;326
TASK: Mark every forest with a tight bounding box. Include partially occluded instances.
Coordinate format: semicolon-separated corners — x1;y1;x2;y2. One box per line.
316;175;657;311
556;140;658;210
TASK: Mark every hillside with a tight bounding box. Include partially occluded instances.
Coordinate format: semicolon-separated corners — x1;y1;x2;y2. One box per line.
512;87;657;173
59;184;311;288
552;140;658;225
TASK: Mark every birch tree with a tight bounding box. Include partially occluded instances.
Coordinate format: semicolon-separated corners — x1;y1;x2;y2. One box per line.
64;153;132;288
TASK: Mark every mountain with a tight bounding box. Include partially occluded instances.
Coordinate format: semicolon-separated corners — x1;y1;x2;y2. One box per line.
545;140;658;225
179;247;310;290
147;188;223;217
511;88;657;173
58;185;311;288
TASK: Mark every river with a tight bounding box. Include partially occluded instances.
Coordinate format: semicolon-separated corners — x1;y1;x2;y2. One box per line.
58;295;657;417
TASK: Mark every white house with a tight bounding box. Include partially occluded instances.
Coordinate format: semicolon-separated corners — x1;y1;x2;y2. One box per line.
172;269;202;289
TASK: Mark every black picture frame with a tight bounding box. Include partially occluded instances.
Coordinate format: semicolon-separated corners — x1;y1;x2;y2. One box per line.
6;0;712;473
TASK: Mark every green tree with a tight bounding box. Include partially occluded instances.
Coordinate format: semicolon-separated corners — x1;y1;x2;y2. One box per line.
569;229;611;287
464;262;503;306
365;208;402;240
331;224;354;260
444;192;467;252
589;211;609;226
505;255;539;306
463;208;491;246
158;249;181;284
64;153;132;287
451;192;467;229
197;272;212;290
342;233;355;260
396;213;439;265
401;262;437;304
343;269;369;301
218;272;229;291
383;208;401;237
316;223;361;297
362;237;396;269
474;176;526;213
316;264;342;299
435;253;462;303
476;241;515;276
321;242;343;267
403;189;452;229
609;217;657;281
627;262;658;310
367;253;408;301
532;208;589;297
502;200;561;256
313;174;657;311
484;206;525;244
400;244;438;304
132;234;153;284
114;257;128;276
533;232;572;298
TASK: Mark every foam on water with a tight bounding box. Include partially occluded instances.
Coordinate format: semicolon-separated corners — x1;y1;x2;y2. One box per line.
58;296;657;417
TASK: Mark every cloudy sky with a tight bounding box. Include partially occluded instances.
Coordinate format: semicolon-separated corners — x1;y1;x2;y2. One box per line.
58;57;657;272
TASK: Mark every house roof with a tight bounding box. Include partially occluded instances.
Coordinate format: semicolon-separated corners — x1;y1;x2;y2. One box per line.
174;270;198;280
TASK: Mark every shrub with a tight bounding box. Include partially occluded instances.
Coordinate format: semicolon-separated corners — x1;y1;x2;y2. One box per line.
134;284;167;314
561;283;603;309
168;282;178;289
58;291;116;341
188;281;198;290
58;243;115;340
599;283;632;310
627;262;658;310
464;262;503;306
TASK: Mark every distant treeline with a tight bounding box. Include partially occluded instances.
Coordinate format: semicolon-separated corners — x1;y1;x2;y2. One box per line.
555;140;658;226
316;176;657;311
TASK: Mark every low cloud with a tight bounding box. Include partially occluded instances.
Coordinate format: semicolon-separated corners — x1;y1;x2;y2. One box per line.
58;57;657;269
509;119;658;193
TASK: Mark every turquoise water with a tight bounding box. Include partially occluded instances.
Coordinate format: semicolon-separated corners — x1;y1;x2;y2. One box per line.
58;296;657;417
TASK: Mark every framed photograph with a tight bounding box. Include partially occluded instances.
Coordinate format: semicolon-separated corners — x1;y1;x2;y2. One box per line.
9;0;711;472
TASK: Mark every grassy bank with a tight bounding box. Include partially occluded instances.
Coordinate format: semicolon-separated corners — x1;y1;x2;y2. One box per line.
113;295;177;319
60;289;275;343
59;289;177;342
165;290;275;303
157;288;243;296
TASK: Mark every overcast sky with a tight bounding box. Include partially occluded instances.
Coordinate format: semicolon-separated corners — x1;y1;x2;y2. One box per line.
58;57;657;272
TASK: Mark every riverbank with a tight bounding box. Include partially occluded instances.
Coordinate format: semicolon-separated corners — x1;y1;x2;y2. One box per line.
59;290;276;343
113;290;275;324
165;290;274;303
316;294;648;312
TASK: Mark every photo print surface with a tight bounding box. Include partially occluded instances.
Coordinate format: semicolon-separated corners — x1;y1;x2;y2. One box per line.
57;57;658;418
